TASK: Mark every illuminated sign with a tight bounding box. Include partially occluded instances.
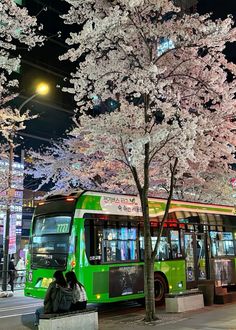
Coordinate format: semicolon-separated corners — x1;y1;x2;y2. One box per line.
157;37;175;56
57;223;69;233
14;0;23;5
101;195;142;215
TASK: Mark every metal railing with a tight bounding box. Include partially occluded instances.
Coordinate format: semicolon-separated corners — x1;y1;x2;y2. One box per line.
0;269;26;291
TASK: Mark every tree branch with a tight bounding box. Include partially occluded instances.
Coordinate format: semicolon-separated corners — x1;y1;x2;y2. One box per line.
151;157;178;261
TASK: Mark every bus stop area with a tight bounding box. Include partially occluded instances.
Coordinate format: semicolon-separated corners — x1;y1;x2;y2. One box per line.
99;303;236;330
0;290;236;329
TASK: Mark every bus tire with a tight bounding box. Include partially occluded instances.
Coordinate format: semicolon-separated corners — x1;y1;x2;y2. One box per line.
154;273;168;305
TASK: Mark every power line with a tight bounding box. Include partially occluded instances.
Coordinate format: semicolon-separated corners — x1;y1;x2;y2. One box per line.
18;132;53;142
17;95;74;114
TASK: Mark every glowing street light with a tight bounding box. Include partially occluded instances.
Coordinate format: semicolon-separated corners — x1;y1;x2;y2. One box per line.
19;82;50;112
2;81;50;292
36;82;50;96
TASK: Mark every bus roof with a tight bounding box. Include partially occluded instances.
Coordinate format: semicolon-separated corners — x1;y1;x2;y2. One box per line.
69;191;236;218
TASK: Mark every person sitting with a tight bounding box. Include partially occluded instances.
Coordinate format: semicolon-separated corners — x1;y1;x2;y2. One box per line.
34;270;69;326
65;271;87;311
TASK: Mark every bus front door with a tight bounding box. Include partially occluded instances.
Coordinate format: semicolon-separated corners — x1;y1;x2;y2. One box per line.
196;234;207;281
184;233;207;289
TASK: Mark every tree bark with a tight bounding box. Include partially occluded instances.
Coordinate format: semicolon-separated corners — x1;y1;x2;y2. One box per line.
137;157;178;321
139;188;158;322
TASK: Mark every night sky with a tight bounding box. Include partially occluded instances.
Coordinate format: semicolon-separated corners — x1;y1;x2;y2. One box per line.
198;0;236;19
17;0;236;152
16;0;75;151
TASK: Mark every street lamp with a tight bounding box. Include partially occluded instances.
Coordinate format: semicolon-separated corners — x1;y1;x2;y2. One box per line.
2;82;49;292
36;82;50;96
19;82;50;112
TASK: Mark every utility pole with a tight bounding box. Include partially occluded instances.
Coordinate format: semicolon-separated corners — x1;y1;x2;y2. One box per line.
2;138;14;291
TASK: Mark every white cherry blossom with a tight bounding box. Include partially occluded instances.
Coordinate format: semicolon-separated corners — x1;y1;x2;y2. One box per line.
30;0;236;322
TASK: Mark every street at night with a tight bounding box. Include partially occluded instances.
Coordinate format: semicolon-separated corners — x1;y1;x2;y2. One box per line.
2;0;236;329
1;292;236;329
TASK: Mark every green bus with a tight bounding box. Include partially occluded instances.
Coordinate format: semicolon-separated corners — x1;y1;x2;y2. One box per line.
24;191;236;303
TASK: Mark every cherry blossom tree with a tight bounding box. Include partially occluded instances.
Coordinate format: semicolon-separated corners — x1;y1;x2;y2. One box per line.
29;0;236;321
0;0;44;76
0;0;44;122
171;115;236;204
0;0;44;291
161;173;235;205
0;0;44;181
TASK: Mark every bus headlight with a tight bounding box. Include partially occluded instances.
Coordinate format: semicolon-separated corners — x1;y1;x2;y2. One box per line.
96;294;101;300
71;260;76;268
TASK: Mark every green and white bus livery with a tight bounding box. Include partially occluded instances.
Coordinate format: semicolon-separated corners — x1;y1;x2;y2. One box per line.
24;191;236;304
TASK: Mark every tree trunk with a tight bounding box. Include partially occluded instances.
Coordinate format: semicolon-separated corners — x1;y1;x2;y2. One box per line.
140;189;158;322
143;252;157;321
139;158;178;322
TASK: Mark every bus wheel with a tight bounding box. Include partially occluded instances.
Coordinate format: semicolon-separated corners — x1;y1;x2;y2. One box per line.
154;273;168;305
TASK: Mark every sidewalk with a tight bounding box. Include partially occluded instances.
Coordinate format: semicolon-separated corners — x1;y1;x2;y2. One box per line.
99;303;236;330
1;289;236;329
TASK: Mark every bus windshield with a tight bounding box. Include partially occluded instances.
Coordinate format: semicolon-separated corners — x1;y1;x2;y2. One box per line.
31;215;72;269
33;215;71;235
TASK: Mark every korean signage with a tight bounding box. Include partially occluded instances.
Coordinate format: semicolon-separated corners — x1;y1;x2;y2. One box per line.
100;195;142;216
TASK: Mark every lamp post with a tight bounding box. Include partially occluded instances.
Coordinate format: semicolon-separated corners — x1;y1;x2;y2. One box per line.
2;82;49;291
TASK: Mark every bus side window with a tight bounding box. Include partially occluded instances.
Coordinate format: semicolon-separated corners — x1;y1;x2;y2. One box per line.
102;221;138;263
85;217;139;264
157;236;170;260
210;231;235;257
150;226;170;261
170;230;181;258
138;223;144;261
84;219;102;264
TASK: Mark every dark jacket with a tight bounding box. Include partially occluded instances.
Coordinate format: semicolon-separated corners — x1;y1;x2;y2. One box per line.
9;261;15;271
8;260;16;279
44;281;59;313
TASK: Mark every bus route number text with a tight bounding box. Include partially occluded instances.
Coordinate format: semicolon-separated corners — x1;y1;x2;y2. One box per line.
57;223;69;233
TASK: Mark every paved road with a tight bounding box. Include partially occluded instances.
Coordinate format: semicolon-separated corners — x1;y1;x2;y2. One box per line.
0;291;41;329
